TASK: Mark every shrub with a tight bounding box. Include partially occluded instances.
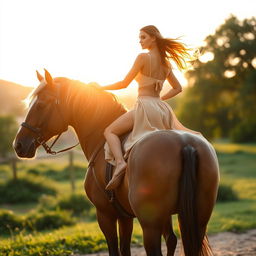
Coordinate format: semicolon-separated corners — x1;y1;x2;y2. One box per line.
57;194;92;215
230;121;256;143
0;210;24;235
38;194;58;210
217;184;239;202
38;194;93;216
41;165;86;181
0;175;57;204
27;168;40;176
26;210;75;231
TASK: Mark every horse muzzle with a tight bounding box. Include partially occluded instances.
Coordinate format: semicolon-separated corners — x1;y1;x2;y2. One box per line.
13;136;38;158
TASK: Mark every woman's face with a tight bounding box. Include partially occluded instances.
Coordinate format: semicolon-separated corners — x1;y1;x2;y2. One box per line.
139;31;155;50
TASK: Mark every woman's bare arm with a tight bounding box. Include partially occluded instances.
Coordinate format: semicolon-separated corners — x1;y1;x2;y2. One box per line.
160;69;182;100
101;54;145;90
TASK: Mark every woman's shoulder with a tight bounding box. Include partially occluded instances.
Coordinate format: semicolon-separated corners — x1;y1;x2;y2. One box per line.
136;52;150;60
134;53;150;66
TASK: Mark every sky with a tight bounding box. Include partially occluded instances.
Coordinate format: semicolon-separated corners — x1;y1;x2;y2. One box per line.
0;0;255;95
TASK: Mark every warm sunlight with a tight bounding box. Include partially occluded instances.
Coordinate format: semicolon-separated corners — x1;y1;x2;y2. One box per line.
0;0;255;98
1;2;256;255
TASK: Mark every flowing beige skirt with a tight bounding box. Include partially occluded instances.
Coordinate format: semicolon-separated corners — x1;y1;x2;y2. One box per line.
104;96;202;166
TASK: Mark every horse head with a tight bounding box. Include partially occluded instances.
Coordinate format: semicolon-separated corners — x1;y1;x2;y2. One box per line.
13;69;68;158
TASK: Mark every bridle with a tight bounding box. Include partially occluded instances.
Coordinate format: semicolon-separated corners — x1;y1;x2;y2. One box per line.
21;86;79;155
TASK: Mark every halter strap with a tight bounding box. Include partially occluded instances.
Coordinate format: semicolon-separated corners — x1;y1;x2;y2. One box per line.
21;84;79;155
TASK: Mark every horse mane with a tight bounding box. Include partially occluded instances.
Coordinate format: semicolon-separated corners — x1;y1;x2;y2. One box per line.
57;77;127;130
24;80;47;108
24;76;127;131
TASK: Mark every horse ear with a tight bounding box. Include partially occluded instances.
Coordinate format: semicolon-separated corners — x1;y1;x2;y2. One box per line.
44;69;54;87
36;70;44;82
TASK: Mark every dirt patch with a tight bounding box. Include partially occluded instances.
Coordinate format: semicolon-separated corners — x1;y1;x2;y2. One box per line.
76;229;256;256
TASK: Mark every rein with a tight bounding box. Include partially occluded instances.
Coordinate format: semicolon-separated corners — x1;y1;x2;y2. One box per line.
21;86;79;155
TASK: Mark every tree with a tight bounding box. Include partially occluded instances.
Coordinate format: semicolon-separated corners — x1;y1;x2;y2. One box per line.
177;15;256;141
0;115;18;158
0;115;18;179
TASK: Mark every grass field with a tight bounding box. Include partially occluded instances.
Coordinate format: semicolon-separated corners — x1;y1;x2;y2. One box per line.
0;142;255;255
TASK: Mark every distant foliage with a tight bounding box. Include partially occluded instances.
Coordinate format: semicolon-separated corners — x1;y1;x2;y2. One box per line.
0;210;24;235
217;184;239;202
0;175;57;204
38;194;93;216
0;209;75;235
26;210;75;231
177;15;256;142
230;120;256;142
0;115;18;157
57;194;92;215
27;165;86;181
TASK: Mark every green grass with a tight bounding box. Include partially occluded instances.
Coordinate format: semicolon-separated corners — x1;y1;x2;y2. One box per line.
208;200;256;233
217;152;256;200
0;142;255;255
0;222;143;256
1;201;256;256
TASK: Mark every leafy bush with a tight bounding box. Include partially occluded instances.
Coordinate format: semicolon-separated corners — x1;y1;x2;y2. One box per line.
217;184;239;202
26;210;75;231
0;210;24;235
38;194;93;216
27;168;40;176
57;194;92;215
0;209;75;234
230;121;256;143
0;176;57;204
47;165;86;181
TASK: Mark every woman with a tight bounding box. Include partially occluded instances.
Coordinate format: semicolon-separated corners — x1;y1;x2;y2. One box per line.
102;25;201;190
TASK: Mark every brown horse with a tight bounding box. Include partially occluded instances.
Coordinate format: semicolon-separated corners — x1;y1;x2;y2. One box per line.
13;70;219;256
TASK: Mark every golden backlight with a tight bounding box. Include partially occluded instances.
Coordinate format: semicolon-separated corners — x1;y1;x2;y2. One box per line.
0;0;255;105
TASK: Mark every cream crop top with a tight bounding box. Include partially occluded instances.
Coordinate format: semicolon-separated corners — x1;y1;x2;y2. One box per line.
135;53;171;89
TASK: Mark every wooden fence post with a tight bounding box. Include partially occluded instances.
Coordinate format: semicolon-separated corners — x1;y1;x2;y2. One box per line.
69;151;75;193
10;156;18;180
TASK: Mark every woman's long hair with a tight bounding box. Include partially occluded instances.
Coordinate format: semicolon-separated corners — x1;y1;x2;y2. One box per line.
140;25;196;70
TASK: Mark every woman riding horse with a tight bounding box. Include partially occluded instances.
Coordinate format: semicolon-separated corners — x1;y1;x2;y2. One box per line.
103;25;202;190
13;25;219;256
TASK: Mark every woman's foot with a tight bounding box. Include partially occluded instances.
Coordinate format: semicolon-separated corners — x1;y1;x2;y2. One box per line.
105;161;127;190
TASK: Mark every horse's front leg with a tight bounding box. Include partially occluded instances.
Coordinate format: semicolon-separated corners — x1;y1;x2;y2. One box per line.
97;209;120;256
118;217;133;256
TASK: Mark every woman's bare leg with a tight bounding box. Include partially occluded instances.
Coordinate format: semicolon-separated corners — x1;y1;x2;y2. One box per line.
104;110;134;190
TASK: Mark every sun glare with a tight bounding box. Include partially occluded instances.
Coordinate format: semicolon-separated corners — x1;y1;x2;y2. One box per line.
0;0;255;98
199;52;214;63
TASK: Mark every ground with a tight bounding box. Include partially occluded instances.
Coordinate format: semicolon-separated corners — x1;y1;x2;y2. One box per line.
76;229;256;256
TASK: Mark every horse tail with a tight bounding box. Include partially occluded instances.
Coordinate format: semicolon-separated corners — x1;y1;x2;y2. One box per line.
178;144;212;256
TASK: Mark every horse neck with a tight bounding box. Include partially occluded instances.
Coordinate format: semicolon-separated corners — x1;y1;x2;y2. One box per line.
72;119;105;161
60;80;126;161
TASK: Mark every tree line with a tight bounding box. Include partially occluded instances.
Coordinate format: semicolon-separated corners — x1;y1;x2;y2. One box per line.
176;15;256;142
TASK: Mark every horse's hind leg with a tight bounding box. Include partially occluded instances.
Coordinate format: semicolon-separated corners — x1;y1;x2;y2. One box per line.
96;210;119;256
140;224;162;256
118;217;133;256
162;217;177;256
